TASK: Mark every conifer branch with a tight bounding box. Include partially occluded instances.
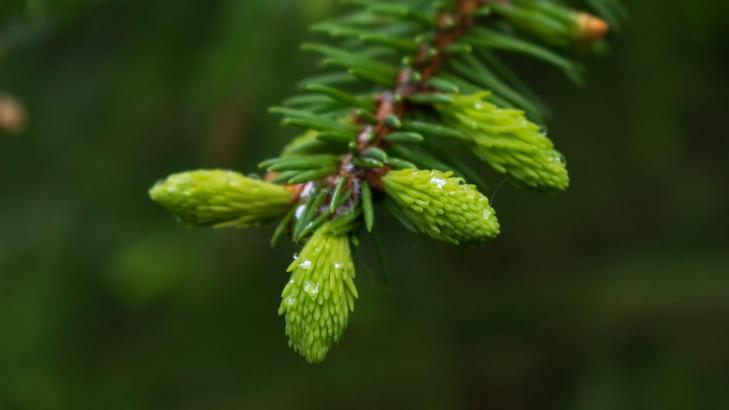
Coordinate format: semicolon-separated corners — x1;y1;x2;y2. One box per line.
150;0;625;363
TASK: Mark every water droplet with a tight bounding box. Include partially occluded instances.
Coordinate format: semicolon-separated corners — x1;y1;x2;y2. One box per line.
333;261;343;270
294;204;306;219
303;280;320;296
482;209;491;220
548;150;566;165
473;101;483;110
430;177;447;189
293;253;299;260
539;125;549;136
300;182;315;198
285;296;296;307
300;259;312;270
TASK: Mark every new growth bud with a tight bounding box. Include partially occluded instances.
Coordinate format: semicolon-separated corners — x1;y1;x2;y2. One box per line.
490;1;608;47
149;170;293;228
382;169;500;246
279;223;358;363
575;12;609;44
438;93;569;191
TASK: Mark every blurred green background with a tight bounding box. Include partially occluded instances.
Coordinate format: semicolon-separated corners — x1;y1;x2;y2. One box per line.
1;1;728;409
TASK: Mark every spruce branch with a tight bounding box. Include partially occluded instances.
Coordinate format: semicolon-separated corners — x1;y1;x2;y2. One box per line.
150;0;624;363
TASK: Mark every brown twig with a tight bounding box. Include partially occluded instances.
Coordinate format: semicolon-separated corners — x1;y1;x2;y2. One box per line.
282;0;487;212
349;0;485;186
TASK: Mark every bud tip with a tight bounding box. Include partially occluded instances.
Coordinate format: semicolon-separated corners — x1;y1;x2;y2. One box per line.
576;13;609;43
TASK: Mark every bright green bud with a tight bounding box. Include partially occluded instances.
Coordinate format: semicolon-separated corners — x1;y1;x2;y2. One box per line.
278;223;358;363
438;92;569;191
149;170;293;228
382;169;500;246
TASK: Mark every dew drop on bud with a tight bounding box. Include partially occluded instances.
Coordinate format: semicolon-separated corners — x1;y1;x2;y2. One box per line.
303;280;320;297
548;150;566;165
299;259;312;270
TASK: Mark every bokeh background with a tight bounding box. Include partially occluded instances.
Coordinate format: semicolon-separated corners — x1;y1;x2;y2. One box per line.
1;1;728;409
